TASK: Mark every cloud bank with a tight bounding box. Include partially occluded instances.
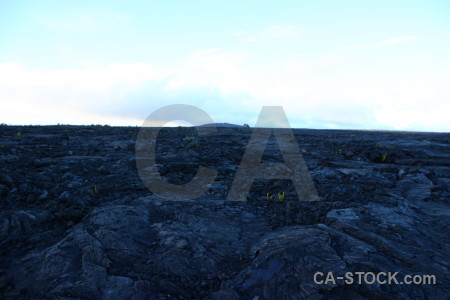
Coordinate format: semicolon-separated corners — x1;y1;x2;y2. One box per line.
1;48;449;131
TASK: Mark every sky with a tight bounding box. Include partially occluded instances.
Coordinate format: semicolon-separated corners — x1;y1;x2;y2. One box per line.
1;0;449;131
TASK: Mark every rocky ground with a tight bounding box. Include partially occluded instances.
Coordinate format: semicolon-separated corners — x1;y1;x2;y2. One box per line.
0;124;449;299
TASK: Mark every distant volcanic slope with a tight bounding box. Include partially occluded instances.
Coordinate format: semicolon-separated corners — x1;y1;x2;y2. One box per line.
196;122;244;128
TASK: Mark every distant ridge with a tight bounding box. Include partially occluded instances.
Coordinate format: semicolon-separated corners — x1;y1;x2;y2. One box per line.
196;122;243;128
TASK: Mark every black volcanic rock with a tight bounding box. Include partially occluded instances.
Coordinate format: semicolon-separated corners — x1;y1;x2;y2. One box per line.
0;125;449;299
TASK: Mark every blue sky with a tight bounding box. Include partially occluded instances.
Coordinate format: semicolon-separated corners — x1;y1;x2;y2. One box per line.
1;0;449;131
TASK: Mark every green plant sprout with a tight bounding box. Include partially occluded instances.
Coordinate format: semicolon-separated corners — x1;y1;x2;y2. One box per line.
183;132;196;141
266;192;285;201
381;152;388;163
16;131;22;138
93;185;99;194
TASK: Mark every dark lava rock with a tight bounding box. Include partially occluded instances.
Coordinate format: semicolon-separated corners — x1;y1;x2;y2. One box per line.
0;174;14;188
0;184;9;197
0;125;449;299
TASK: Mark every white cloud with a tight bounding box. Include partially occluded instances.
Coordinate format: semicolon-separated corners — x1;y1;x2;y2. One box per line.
344;36;417;50
165;49;248;92
231;30;247;37
263;25;302;39
232;25;302;42
1;48;449;131
372;36;417;48
0;62;163;125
